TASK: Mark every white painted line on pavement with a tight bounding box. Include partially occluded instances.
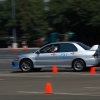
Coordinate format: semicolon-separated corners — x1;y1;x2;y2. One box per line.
21;76;52;78
18;91;100;96
21;73;53;75
55;92;90;95
18;91;44;94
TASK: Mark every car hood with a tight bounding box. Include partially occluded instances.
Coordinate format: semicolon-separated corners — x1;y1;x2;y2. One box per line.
17;52;35;58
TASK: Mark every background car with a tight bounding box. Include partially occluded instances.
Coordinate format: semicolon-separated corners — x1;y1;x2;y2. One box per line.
12;42;100;72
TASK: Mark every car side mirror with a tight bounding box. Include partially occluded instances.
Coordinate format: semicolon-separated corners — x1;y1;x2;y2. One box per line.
54;46;58;52
36;50;40;54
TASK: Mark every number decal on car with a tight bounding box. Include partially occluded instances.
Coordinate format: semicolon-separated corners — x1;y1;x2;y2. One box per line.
61;54;68;60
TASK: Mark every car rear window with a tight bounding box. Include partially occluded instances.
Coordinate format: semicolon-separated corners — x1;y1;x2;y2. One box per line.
97;46;100;51
77;42;90;50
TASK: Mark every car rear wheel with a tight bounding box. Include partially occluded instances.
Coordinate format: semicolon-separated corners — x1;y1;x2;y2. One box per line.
73;59;86;72
20;59;33;72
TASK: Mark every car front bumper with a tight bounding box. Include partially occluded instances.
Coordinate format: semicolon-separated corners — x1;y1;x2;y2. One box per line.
12;62;20;69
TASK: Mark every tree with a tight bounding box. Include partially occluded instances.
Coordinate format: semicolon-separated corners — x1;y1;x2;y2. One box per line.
47;0;100;44
1;0;100;47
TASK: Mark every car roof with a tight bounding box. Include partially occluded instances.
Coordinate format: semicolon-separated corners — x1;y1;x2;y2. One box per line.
49;41;79;44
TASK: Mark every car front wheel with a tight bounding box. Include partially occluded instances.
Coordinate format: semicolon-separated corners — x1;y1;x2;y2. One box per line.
20;59;33;72
73;59;86;72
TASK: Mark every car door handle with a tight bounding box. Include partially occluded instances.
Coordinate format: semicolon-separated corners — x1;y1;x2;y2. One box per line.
51;53;55;55
70;52;74;54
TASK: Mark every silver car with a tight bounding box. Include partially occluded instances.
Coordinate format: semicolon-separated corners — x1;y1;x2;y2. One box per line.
12;42;100;72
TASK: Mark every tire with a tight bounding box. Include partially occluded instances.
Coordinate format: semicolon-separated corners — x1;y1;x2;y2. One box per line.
72;59;86;72
20;59;33;72
33;68;42;72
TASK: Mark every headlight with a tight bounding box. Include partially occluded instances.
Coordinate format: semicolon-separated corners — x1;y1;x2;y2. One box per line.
15;57;19;61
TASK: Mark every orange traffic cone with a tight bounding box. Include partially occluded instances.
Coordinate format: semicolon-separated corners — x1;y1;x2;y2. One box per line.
14;48;18;54
7;45;12;50
90;67;96;74
52;66;58;73
23;45;28;51
45;82;53;94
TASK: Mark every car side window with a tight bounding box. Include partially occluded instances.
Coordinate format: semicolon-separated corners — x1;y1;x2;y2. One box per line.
39;44;59;53
72;45;78;52
60;43;77;52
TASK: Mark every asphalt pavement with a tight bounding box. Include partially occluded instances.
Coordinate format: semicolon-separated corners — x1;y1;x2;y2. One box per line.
0;49;100;100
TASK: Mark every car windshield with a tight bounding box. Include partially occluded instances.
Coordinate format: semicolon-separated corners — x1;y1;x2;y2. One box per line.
77;42;90;50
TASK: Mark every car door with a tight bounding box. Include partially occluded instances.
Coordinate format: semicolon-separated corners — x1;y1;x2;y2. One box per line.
56;43;78;68
34;44;59;68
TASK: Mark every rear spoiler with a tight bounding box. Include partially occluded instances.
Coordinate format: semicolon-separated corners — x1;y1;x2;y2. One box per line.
90;45;99;51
